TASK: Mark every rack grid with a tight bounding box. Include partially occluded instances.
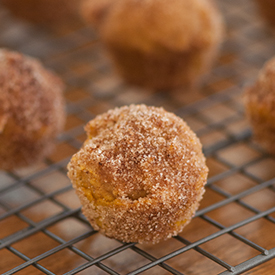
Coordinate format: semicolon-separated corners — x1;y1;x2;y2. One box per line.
1;0;275;274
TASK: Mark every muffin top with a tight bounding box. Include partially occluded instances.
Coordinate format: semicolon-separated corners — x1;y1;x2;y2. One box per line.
99;0;223;53
69;104;207;203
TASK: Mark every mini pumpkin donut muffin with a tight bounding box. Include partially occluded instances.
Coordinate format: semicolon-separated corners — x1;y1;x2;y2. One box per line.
255;0;275;27
1;0;83;30
0;49;65;170
244;57;275;155
67;104;208;244
83;0;224;90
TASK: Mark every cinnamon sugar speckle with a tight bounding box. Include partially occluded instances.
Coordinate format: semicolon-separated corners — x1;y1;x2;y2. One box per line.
0;48;65;170
68;105;208;244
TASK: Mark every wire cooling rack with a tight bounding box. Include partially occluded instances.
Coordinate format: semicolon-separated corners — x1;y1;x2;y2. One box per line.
1;0;275;274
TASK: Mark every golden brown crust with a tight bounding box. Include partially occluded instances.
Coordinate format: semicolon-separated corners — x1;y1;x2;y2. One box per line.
1;0;83;29
244;57;275;154
255;0;275;27
67;105;208;244
0;48;66;170
87;0;224;90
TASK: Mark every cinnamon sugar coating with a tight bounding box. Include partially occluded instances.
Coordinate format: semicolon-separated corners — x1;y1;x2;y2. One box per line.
2;0;83;29
255;0;275;27
68;105;208;244
0;49;65;170
83;0;224;90
244;57;275;155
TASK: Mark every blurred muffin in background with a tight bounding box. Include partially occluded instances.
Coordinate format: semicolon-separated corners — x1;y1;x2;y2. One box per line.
1;0;84;31
82;0;224;90
0;48;66;170
255;0;275;27
244;57;275;155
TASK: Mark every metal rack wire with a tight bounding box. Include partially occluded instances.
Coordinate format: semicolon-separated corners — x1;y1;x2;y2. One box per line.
1;0;275;274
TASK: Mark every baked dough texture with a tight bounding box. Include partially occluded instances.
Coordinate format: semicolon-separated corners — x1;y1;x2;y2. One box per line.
244;57;275;155
67;104;208;244
82;0;224;90
0;49;65;170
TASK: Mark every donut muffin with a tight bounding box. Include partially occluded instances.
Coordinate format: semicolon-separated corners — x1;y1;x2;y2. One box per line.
0;49;65;170
244;57;275;154
83;0;224;90
67;105;208;244
255;0;275;27
1;0;83;30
